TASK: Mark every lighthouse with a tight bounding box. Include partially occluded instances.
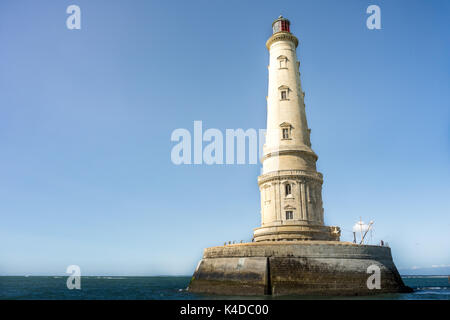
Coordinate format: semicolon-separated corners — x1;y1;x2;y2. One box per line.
188;16;411;296
254;16;340;242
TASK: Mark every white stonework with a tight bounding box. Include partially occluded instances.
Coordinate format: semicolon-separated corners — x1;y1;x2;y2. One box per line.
254;17;340;242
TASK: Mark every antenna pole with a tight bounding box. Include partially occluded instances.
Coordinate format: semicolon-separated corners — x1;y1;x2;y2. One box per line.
359;217;363;244
360;221;374;245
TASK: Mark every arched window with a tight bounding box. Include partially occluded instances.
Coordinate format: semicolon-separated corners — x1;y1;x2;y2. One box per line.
285;183;291;196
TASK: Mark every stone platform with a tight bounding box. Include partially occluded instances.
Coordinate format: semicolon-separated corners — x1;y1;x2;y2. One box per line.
188;241;412;296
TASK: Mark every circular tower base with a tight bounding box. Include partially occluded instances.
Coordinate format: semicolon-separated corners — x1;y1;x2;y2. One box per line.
253;224;340;242
188;241;412;296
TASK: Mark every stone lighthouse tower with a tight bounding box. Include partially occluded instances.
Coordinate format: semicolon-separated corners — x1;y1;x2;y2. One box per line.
189;16;410;296
253;16;340;242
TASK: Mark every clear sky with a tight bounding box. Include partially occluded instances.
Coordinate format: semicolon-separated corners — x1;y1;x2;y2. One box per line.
0;0;449;276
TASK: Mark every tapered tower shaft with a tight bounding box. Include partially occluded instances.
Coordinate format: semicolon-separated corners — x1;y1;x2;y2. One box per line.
254;16;340;242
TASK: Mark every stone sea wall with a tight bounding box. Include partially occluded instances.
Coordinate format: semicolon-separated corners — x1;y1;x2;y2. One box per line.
188;241;411;296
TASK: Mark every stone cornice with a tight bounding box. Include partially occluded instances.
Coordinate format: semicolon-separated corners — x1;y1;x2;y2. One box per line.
266;32;299;50
261;147;318;162
258;169;323;185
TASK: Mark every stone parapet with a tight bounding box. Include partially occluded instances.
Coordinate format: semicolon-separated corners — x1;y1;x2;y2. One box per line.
266;31;299;49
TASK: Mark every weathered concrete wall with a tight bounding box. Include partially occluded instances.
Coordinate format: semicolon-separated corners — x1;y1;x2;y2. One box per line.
188;242;411;296
188;257;269;296
269;256;405;296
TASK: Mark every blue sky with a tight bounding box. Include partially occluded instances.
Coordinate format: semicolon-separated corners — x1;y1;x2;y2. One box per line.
0;0;449;276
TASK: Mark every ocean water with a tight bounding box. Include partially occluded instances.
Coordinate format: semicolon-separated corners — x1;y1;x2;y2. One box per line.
0;276;448;300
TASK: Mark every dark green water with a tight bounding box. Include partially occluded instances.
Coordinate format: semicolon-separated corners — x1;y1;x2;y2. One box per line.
0;276;448;300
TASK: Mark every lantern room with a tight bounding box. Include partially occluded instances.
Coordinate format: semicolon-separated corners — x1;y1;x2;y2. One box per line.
272;15;291;34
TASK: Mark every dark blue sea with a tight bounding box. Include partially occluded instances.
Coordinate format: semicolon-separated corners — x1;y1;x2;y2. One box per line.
0;276;448;300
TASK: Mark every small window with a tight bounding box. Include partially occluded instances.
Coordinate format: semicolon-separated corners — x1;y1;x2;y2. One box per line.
277;55;288;69
286;211;293;220
278;86;290;100
280;123;292;140
285;183;291;196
